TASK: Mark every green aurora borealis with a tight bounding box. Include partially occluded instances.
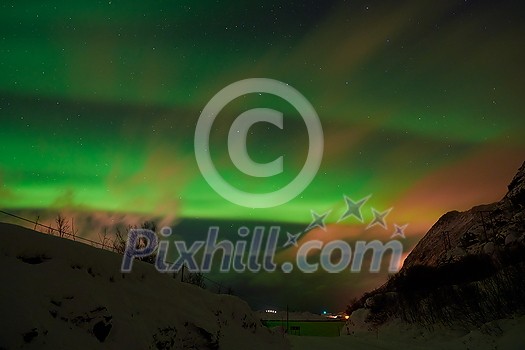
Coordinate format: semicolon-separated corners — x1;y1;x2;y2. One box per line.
1;0;524;311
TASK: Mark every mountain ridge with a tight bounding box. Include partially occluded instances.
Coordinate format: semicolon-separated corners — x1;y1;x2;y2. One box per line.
346;161;525;332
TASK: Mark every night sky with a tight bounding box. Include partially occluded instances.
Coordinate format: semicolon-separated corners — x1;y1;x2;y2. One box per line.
1;0;524;312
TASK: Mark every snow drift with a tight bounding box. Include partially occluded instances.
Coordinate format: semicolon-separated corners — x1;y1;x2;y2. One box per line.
0;223;288;349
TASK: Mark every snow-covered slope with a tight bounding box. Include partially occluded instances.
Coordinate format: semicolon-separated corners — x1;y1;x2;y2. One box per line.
0;223;288;350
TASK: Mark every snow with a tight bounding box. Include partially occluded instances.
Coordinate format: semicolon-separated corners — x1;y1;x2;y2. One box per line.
2;221;524;349
0;223;288;349
290;315;525;349
256;310;327;321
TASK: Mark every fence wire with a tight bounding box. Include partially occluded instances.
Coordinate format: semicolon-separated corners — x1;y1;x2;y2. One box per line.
0;209;230;293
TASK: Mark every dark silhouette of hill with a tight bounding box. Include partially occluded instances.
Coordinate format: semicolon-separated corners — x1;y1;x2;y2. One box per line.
347;161;525;329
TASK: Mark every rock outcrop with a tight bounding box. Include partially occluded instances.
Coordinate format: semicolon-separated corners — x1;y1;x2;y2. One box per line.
402;161;525;270
346;161;525;332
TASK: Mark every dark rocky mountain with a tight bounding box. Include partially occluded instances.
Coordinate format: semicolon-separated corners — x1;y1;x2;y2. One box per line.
403;161;525;270
347;161;525;329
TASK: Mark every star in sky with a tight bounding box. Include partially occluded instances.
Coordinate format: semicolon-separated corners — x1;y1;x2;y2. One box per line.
366;207;392;230
283;232;300;247
338;195;371;222
305;210;331;232
391;224;408;239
